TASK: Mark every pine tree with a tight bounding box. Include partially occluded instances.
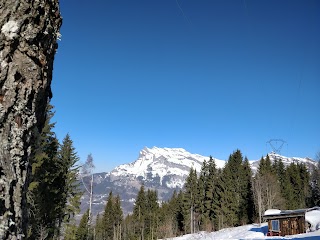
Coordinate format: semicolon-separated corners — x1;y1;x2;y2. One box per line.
145;189;159;239
239;157;254;224
157;190;185;239
76;210;90;240
309;158;320;207
133;185;147;239
64;223;78;240
212;169;234;229
58;134;82;237
273;158;286;192
102;191;115;240
258;154;273;175
183;168;198;233
94;213;103;240
113;194;124;240
123;214;136;240
203;156;218;231
196;169;207;231
219;150;244;227
27;104;61;239
283;162;310;209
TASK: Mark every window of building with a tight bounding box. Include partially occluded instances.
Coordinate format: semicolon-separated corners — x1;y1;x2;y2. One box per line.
271;220;280;232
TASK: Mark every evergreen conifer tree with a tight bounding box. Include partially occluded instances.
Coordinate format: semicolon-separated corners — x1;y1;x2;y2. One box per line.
27;104;61;239
76;210;91;240
133;185;147;239
58;134;82;236
239;157;254;224
219;150;244;226
94;213;103;240
183;168;198;233
203;156;218;230
145;189;159;239
258;154;273;175
211;169;233;229
113;194;124;240
102;191;115;240
309;158;320;207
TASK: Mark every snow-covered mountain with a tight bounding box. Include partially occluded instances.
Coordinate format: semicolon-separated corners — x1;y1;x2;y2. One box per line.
110;147;225;188
79;147;316;219
250;152;316;173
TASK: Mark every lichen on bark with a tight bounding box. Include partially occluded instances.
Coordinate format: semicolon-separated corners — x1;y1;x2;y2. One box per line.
0;1;62;239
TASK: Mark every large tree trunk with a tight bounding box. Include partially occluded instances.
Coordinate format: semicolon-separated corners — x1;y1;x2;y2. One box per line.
0;1;62;239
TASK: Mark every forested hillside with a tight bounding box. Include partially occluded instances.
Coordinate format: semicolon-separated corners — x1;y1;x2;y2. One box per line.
71;150;320;240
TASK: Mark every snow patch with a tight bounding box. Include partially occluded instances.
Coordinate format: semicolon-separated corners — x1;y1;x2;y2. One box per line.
1;20;19;39
306;209;320;231
264;209;281;216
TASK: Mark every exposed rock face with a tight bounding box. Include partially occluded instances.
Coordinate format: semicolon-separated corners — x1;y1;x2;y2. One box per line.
0;1;62;239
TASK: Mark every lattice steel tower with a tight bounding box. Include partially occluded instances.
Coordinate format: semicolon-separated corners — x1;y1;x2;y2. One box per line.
266;139;287;155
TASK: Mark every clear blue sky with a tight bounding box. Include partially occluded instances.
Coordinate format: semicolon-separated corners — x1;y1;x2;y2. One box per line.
51;0;320;172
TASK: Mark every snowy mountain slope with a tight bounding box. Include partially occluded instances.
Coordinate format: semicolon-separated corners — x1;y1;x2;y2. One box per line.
79;147;316;218
111;146;225;188
250;152;316;173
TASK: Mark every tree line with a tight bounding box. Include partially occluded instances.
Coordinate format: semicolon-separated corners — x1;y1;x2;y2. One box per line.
74;150;320;240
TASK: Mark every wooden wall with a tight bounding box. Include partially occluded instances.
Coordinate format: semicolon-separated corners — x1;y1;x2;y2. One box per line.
267;216;305;236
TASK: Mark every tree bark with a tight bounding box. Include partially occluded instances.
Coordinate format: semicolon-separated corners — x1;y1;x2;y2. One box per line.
0;1;62;239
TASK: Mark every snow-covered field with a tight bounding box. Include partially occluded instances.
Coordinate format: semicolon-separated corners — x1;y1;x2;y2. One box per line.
159;223;320;240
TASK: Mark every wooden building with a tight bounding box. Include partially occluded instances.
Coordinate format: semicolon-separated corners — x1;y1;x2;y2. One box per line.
263;207;320;237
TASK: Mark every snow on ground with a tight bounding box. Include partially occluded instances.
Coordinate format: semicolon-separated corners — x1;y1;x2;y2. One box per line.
159;223;320;240
305;209;320;232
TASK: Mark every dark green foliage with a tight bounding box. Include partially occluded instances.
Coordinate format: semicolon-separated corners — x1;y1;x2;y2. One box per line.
214;150;247;227
203;157;218;230
96;192;124;240
132;185;146;239
114;194;124;239
27;105;82;239
94;213;103;240
258;154;273;175
103;192;115;239
273;158;286;190
309;159;320;206
145;189;159;239
59;134;82;222
283;163;310;209
27;105;61;239
196;168;207;230
239;157;254;224
211;169;234;229
76;210;92;240
126;185;159;239
183;168;198;233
